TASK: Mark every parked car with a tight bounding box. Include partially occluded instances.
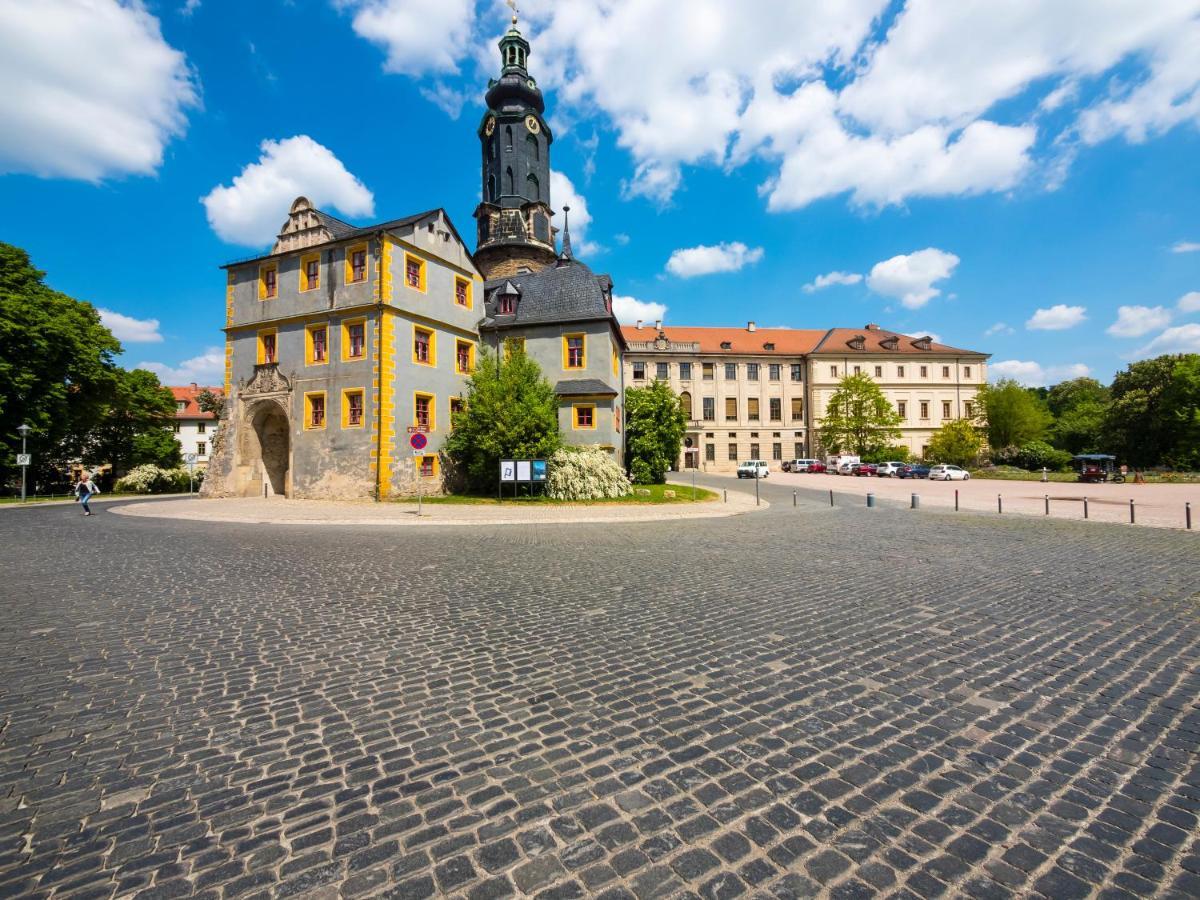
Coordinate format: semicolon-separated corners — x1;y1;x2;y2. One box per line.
837;461;858;475
928;464;970;481
806;461;827;473
897;464;930;479
851;463;878;476
875;461;907;477
788;458;821;473
737;460;769;479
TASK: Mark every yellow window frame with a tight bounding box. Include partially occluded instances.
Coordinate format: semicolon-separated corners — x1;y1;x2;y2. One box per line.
454;339;475;374
415;454;439;478
305;322;329;366
344;242;368;284
563;332;586;370
256;328;278;365
413;391;436;432
300;252;320;292
404;252;427;293
258;263;278;300
341;388;365;429
303;391;327;430
413;325;437;367
454;276;473;309
449;396;465;423
572;403;597;430
612;342;619;376
342;317;368;361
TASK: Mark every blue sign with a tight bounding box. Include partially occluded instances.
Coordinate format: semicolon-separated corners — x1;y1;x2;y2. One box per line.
531;460;547;482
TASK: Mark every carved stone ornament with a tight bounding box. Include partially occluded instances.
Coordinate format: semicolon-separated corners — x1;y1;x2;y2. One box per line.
242;363;292;396
653;333;670;351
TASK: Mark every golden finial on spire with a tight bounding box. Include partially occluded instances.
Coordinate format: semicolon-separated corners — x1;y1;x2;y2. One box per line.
506;0;519;27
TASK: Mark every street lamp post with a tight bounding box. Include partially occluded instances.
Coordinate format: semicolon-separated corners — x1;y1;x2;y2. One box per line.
17;423;31;503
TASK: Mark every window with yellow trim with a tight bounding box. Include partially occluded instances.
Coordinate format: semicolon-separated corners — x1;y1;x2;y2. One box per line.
563;333;585;369
345;243;367;284
404;253;426;292
259;264;277;300
573;404;596;429
342;389;365;428
301;253;320;292
454;277;472;308
305;323;328;365
612;342;619;376
413;326;436;366
417;454;438;478
257;329;278;364
454;339;474;374
414;392;435;431
342;318;367;360
449;396;464;423
304;392;326;430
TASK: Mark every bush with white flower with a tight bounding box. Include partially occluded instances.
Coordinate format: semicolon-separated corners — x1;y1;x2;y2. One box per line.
115;464;202;494
545;446;631;501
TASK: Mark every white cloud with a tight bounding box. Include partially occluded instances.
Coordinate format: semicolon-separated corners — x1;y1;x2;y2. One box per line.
803;271;863;293
865;248;959;309
137;347;225;385
202;136;375;247
549;170;599;256
334;0;473;77
906;330;942;344
990;360;1091;387
0;0;199;181
1173;241;1200;253
985;322;1015;336
99;309;162;344
1178;291;1200;312
612;295;667;326
614;233;631;246
181;0;201;16
666;242;764;279
1133;324;1200;358
1106;305;1173;338
1026;304;1087;330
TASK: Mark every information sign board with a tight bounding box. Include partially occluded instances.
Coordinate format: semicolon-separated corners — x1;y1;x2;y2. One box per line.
531;460;547;482
516;461;531;482
16;454;31;467
500;460;516;482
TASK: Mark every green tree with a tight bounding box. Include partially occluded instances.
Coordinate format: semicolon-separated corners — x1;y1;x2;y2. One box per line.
818;372;902;457
443;342;560;492
1047;376;1108;454
0;242;121;485
85;368;180;475
925;418;985;468
1102;355;1195;468
1162;355;1200;470
973;379;1052;452
625;380;687;484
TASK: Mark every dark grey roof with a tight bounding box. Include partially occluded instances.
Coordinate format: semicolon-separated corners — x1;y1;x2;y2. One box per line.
554;379;618;397
479;257;617;329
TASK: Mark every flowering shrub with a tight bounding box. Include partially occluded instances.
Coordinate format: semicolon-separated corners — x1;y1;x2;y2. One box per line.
115;465;203;494
546;446;631;501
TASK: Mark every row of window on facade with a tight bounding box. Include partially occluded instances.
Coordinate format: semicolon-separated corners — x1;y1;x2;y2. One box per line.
301;390;465;433
256;322;475;375
632;361;804;382
699;443;806;462
172;422;208;434
681;395;804;422
830;363;973;380
827;399;973;420
257;248;473;308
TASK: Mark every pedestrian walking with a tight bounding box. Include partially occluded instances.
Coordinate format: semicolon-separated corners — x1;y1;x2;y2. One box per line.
74;472;99;516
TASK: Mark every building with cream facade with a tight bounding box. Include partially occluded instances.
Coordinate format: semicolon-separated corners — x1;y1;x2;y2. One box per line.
622;322;988;470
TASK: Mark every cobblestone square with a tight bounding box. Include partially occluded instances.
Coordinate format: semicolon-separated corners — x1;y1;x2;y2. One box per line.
1;485;1199;899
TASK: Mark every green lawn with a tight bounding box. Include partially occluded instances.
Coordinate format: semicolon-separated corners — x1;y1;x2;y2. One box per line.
969;467;1200;484
397;483;717;505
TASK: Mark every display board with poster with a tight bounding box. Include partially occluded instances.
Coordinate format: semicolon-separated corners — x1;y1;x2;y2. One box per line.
498;459;548;500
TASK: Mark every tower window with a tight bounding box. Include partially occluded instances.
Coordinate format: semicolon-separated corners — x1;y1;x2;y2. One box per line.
487;175;496;201
527;133;539;161
505;126;513;151
526;173;540;202
505;167;514;195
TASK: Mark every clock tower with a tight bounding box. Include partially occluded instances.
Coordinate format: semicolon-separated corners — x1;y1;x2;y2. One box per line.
473;14;557;280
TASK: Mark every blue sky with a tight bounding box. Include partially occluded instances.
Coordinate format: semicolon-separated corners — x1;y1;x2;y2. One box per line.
1;0;1198;388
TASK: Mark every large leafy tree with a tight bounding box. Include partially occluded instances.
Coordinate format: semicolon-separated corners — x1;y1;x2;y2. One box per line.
1104;354;1200;469
1046;377;1108;454
818;372;902;457
925;419;985;468
443;342;560;492
973;379;1051;452
85;368;180;475
625;379;687;484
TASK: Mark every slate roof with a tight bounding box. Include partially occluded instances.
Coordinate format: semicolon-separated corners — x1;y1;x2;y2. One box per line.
554;379;619;397
479;257;621;334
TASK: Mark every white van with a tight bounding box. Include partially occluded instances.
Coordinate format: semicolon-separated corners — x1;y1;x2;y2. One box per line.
737;460;769;479
826;455;860;474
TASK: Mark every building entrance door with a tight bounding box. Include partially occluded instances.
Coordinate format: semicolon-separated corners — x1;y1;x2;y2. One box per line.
251;404;289;496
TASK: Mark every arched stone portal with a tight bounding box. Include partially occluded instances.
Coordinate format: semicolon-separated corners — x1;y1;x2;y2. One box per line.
249;403;289;496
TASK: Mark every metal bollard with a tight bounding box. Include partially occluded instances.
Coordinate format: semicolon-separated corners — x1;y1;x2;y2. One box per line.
998;494;1003;514
1045;494;1050;516
1130;499;1135;524
755;476;760;507
793;490;797;507
829;489;834;507
1188;502;1192;530
954;489;958;512
867;492;875;508
723;489;727;503
911;493;919;510
1083;497;1089;519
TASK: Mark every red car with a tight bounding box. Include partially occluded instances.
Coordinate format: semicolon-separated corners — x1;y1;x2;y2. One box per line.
807;461;827;473
851;463;877;476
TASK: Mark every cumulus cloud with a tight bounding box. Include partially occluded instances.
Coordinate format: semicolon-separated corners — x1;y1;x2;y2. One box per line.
0;0;199;181
1026;304;1087;330
1178;291;1200;312
1173;241;1200;253
666;242;764;279
333;0;473;77
612;295;668;326
1133;324;1200;358
906;330;943;344
990;360;1091;387
865;248;959;309
181;0;201;15
202;136;375;247
985;322;1015;336
99;309;162;344
138;347;225;385
803;271;863;293
1107;305;1173;338
549;170;599;256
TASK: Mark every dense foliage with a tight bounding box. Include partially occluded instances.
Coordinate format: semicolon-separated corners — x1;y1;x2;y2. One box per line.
624;380;687;484
545;446;631;500
115;464;203;494
973;379;1052;451
925;419;986;468
818;373;903;458
443;343;561;492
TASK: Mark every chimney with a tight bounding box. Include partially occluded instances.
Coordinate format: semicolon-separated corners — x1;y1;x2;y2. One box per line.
636;319;643;330
865;323;880;331
654;319;662;330
747;321;756;332
191;382;198;390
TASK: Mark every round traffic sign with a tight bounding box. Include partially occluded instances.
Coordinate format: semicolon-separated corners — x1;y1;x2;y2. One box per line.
409;432;428;451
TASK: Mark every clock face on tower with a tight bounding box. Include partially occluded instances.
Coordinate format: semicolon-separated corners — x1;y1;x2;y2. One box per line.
525;115;540;134
484;117;495;136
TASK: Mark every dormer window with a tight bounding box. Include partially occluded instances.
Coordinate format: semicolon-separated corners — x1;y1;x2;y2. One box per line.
763;342;775;351
720;341;732;350
880;336;900;351
912;337;932;351
848;335;866;351
497;294;515;315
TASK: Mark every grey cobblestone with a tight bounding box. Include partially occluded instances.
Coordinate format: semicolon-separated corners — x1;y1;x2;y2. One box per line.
1;486;1199;898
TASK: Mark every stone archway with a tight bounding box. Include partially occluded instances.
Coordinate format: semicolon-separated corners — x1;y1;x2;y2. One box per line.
249;403;289;496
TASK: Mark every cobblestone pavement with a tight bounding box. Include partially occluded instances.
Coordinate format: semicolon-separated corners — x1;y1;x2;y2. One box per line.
2;485;1199;900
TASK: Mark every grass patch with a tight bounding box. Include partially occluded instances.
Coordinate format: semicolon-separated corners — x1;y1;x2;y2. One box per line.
970;466;1200;484
397;483;717;505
